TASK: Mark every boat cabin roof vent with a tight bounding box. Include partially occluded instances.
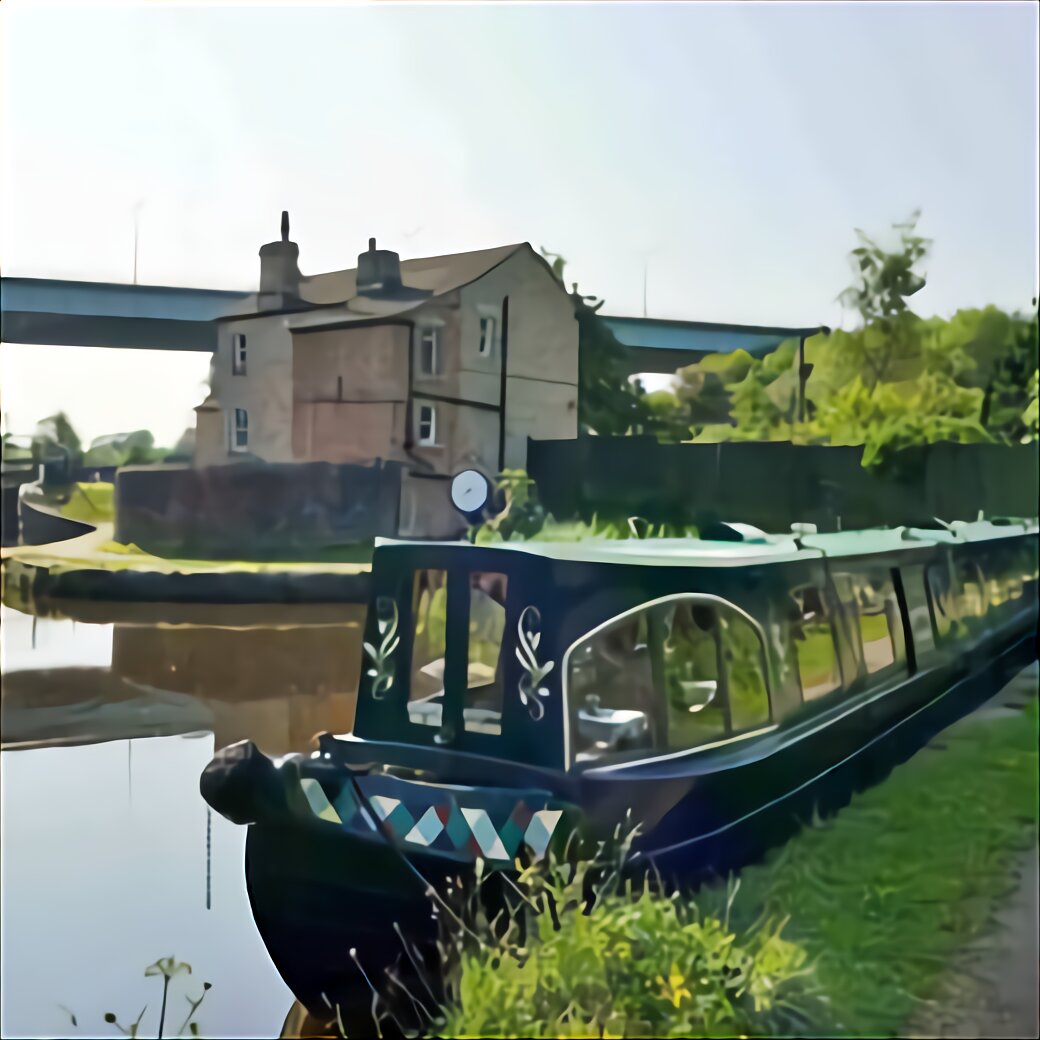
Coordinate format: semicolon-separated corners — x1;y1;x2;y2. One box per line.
699;521;771;543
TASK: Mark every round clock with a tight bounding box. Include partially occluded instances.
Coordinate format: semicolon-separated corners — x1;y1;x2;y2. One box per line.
450;469;491;514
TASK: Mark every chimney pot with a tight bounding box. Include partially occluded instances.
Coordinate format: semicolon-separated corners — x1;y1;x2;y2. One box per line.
369;237;376;251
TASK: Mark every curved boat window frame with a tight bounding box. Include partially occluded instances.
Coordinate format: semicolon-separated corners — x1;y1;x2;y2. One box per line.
561;592;774;769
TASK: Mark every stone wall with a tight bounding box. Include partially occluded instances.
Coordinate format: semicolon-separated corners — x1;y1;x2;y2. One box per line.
115;459;402;557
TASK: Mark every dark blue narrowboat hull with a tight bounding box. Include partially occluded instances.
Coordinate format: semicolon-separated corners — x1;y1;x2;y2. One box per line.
232;629;1037;1020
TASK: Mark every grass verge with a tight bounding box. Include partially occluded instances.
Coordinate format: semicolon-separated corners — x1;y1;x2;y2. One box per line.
722;695;1039;1037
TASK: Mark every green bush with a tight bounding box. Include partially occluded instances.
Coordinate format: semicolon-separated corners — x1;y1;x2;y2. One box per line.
421;837;817;1039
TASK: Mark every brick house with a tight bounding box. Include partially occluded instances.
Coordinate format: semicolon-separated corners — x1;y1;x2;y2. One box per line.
195;215;579;536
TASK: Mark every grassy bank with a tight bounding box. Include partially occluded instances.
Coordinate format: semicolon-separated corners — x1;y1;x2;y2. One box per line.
55;481;116;524
1;523;372;577
723;694;1039;1037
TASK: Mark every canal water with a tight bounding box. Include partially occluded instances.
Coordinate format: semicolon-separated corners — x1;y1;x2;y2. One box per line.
0;601;366;1040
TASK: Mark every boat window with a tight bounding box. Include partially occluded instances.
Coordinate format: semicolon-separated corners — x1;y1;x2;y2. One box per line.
984;542;1026;611
659;601;727;748
790;585;842;701
408;569;448;728
568;610;658;762
661;601;771;744
900;563;935;659
953;554;986;628
851;571;897;674
567;595;771;764
465;572;508;735
926;563;956;642
726;613;771;729
1023;539;1040;582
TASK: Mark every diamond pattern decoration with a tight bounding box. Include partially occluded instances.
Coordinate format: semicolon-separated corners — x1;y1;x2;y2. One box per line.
442;801;472;849
295;773;565;864
461;807;510;861
369;794;415;836
333;781;377;831
497;802;535;859
299;778;341;825
404;806;446;848
524;809;563;859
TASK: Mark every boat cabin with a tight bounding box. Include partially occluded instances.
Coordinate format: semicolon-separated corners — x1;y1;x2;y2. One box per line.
352;522;1039;775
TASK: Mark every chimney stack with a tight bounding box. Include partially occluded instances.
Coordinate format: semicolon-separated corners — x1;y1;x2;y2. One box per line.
259;210;301;299
356;236;404;297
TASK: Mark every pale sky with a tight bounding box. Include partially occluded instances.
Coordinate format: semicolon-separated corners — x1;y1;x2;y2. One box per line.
2;1;1037;446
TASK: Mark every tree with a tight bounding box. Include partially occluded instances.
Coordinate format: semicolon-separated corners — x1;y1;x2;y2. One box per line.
83;430;157;468
836;210;932;389
32;411;83;476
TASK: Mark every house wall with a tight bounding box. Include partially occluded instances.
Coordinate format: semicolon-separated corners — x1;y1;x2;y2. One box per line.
195;314;295;465
293;323;411;402
408;245;579;474
292;324;411;464
457;247;578;468
294;401;406;463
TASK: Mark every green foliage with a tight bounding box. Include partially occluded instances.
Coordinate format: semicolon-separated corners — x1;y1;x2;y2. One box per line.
32;411;84;473
426;839;817;1039
673;216;1038;468
34;411;82;456
23;413;175;477
473;469;548;543
83;430;168;468
472;472;699;544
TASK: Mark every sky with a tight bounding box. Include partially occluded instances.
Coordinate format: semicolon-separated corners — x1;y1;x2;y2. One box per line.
1;0;1037;446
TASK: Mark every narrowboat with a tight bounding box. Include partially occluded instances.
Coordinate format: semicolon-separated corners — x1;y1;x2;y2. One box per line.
201;518;1039;1021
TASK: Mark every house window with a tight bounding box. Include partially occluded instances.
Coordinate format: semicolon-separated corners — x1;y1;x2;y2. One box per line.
417;403;437;446
231;334;247;375
419;327;440;376
231;408;249;452
478;315;496;357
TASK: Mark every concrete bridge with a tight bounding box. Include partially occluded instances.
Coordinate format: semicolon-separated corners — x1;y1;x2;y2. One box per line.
0;277;250;351
1;276;824;372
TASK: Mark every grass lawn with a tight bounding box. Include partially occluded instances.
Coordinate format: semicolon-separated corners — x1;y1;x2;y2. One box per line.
721;693;1039;1037
55;482;115;524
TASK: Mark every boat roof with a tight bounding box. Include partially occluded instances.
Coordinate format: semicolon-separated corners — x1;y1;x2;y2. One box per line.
376;519;1037;569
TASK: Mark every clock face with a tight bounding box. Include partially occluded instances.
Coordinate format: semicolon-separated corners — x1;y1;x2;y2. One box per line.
451;469;490;513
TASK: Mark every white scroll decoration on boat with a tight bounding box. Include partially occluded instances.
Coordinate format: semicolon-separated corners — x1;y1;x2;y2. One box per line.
364;597;400;699
516;605;554;720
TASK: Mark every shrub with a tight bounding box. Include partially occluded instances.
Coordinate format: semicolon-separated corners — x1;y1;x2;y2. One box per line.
413;836;817;1039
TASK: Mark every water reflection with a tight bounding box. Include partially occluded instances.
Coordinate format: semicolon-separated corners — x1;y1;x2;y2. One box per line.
2;603;364;754
0;601;366;1039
